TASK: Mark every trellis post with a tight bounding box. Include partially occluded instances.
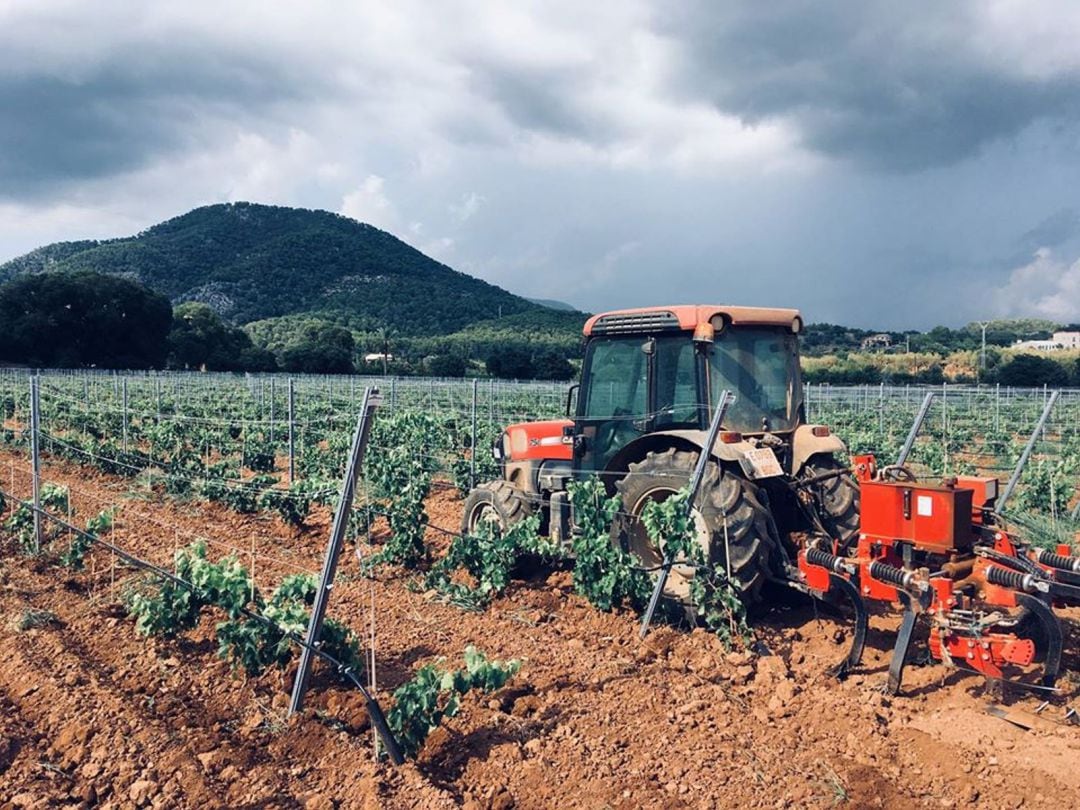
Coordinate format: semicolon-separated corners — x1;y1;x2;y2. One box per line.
122;377;129;453
470;377;479;490
288;379;296;483
29;375;42;552
290;387;381;715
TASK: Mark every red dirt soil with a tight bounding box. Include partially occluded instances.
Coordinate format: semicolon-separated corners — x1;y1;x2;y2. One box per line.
1;448;1078;809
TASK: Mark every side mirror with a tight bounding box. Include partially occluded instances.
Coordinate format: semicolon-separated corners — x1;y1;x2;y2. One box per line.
565;383;580;418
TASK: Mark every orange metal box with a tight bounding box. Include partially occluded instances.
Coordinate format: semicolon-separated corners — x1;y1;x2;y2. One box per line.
859;480;973;553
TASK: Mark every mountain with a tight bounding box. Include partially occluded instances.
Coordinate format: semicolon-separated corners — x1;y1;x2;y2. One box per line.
526;297;576;312
0;202;587;336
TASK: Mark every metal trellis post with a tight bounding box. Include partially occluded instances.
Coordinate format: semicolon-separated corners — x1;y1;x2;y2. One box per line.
269;377;276;444
999;390;1061;512
896;391;935;467
29;375;42;552
290;386;381;715
288;379;296;484
122;377;129;453
470;378;479;490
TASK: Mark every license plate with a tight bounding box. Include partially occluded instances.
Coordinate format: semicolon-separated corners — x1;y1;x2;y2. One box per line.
739;447;783;479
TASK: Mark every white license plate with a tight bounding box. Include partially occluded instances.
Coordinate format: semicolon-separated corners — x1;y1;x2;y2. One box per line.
739;447;783;479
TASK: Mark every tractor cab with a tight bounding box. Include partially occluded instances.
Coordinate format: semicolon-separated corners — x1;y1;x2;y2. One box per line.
467;304;853;602
573;306;804;478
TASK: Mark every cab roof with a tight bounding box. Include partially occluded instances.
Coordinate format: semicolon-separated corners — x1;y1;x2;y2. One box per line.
583;305;801;337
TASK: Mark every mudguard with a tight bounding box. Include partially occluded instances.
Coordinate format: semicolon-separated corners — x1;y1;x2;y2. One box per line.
790;424;848;473
605;429;759;477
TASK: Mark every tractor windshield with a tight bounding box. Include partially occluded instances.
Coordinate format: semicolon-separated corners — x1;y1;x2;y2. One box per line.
575;327;798;471
708;327;799;433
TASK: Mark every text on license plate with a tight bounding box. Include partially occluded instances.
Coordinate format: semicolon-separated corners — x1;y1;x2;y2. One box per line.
738;447;783;479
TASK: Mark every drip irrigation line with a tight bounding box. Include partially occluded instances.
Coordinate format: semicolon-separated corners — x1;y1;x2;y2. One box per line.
2;458;321;577
0;483;404;764
34;430;336;500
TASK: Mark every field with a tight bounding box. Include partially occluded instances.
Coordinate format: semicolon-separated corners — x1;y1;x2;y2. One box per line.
1;370;1079;809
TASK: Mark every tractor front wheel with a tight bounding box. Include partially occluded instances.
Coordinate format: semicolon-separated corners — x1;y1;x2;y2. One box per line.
460;480;533;536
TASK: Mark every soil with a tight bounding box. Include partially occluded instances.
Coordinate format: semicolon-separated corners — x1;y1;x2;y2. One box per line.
1;448;1078;809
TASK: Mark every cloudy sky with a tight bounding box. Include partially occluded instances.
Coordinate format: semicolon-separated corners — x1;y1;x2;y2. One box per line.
2;1;1080;328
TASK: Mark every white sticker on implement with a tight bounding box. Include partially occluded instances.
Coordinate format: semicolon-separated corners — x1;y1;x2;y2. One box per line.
916;495;933;517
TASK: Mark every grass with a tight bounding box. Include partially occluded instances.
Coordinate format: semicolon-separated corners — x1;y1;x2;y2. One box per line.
12;607;59;632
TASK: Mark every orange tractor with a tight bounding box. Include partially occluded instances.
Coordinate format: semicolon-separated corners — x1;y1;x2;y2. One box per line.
464;304;1079;692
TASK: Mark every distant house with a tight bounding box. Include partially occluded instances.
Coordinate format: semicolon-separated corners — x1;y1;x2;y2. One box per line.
364;352;394;363
1052;331;1080;349
860;333;892;351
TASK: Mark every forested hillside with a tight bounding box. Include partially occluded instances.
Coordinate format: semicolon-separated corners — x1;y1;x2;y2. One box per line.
0;202;582;335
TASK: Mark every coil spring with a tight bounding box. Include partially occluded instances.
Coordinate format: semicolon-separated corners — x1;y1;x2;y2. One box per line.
1036;549;1080;573
806;547;844;572
868;560;911;588
985;565;1030;591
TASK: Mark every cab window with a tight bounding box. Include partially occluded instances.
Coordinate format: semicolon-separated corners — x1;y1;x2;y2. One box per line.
580;338;647;420
709;328;797;432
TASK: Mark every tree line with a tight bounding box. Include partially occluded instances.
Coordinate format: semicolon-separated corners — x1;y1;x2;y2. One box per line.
2;271;1075;386
0;272;576;379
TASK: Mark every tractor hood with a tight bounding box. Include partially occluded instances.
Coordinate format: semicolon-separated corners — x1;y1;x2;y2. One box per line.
504;419;574;462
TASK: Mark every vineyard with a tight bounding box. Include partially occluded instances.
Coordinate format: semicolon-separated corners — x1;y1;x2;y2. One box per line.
1;369;1079;808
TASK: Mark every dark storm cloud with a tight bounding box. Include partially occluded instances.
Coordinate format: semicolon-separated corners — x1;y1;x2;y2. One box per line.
1017;208;1080;251
468;61;617;143
0;45;316;198
658;2;1080;171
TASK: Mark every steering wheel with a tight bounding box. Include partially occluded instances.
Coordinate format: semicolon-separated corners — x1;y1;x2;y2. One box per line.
594;407;631;460
880;464;917;482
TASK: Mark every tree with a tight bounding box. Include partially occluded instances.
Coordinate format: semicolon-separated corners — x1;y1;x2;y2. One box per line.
0;271;172;368
425;354;466;377
486;347;534;379
532;350;575;381
168;302;277;372
279;321;355;374
993;354;1069;387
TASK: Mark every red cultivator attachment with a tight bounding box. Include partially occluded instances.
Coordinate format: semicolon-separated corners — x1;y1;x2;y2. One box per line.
791;455;1078;695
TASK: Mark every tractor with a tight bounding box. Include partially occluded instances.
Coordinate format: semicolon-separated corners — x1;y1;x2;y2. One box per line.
462;304;858;606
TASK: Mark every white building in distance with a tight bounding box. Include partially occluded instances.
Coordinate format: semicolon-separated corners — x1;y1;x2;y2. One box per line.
1013;331;1080;351
1053;331;1080;349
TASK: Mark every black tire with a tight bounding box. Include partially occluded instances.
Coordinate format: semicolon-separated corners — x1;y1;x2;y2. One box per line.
802;454;860;551
460;480;533;536
611;448;775;605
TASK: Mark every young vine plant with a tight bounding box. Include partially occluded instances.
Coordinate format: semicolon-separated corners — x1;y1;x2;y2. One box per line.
387;646;520;760
639;489;752;651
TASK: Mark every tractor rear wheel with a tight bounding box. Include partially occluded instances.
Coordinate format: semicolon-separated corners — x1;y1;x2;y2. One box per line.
461;480;533;536
611;448;775;606
801;454;860;551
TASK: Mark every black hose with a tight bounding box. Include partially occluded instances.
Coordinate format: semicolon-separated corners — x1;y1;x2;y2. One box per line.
980;546;1043;577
